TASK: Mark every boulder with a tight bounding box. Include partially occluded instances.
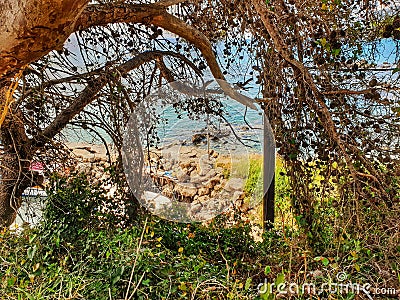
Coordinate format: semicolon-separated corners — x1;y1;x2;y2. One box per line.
224;178;244;192
174;183;198;198
190;175;204;184
190;203;203;214
197;195;210;202
198;187;209;196
192;133;207;144
203;176;220;189
162;185;174;198
233;191;245;200
175;170;190;182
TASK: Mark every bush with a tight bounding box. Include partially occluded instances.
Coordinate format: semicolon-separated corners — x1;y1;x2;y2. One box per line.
0;167;399;299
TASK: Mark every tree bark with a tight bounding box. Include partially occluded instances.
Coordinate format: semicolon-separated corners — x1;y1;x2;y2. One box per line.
0;0;89;79
0;86;34;227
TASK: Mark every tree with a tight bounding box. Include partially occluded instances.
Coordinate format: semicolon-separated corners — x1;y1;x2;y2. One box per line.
0;0;257;227
197;0;400;234
1;0;399;234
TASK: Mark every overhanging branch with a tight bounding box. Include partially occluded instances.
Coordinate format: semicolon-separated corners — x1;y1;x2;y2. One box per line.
75;3;256;109
35;51;182;147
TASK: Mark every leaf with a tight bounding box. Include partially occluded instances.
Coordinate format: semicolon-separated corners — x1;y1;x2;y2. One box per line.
354;264;360;272
111;275;120;285
179;282;187;291
32;263;40;273
142;279;151;286
245;277;252;291
29;234;37;244
7;277;16;287
275;272;285;286
27;245;37;260
264;266;271;275
322;257;330;266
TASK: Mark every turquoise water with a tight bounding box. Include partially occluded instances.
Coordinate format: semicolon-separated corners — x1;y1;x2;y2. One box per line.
61;37;399;148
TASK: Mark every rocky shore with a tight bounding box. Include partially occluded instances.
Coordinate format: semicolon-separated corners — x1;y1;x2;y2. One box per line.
146;145;246;204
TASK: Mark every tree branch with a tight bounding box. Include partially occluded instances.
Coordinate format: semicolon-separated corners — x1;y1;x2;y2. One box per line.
250;0;367;185
35;51;178;147
154;0;187;7
75;3;257;109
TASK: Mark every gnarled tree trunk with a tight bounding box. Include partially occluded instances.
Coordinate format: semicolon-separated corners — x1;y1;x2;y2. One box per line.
0;85;34;227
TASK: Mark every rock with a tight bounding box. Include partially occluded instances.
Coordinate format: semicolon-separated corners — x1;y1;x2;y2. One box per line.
203;176;220;189
192;133;207;144
198;187;209;196
162;185;174;198
233;191;245;200
176;170;190;182
174;183;198;198
214;184;222;191
190;175;204;184
179;161;192;169
198;156;214;176
224;178;244;192
164;161;172;171
190;203;203;214
142;191;172;211
204;169;217;180
197;195;210;202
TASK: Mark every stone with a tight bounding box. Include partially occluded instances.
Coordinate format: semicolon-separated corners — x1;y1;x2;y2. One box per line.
162;185;174;198
190;175;204;184
203;176;220;189
198;156;214;176
214;184;222;191
179;160;192;169
198;187;209;196
197;195;210;202
192;133;207;144
142;191;172;211
223;178;244;192
204;169;217;180
190;203;203;214
176;170;190;182
233;191;245;200
164;161;172;171
174;183;198;198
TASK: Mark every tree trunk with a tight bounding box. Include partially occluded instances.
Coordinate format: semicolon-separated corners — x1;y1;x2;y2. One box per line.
0;0;89;79
0;86;33;228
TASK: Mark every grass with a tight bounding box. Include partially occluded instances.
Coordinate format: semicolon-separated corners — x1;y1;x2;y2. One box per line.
0;164;399;299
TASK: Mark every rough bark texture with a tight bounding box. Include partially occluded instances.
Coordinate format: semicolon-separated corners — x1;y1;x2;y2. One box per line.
0;0;254;226
0;86;34;227
0;0;89;79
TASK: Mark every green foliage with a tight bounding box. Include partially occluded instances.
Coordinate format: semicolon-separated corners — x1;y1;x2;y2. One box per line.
0;167;398;299
244;157;262;197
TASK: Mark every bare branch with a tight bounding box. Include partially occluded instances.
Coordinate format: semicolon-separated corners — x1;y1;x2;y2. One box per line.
250;0;374;188
322;89;372;95
35;51;182;147
75;3;257;109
